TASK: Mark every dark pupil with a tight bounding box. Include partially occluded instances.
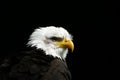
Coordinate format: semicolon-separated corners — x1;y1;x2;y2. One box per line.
50;37;63;41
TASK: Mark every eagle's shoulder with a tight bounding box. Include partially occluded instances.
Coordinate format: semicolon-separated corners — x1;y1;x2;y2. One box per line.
0;47;54;80
41;58;71;80
0;47;71;80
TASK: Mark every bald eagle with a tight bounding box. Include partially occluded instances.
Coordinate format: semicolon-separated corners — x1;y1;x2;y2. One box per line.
0;26;74;80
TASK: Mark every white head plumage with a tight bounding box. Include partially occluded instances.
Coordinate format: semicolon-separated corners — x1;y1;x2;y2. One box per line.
27;26;74;59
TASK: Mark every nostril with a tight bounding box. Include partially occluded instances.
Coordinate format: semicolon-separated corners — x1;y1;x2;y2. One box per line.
65;40;68;42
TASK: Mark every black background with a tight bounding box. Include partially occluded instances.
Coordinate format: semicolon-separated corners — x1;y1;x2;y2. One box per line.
1;1;115;80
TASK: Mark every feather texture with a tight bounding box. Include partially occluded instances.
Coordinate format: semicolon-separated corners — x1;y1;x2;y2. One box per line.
27;26;73;59
0;48;71;80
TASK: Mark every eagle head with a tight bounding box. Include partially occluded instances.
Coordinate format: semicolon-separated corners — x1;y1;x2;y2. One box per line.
27;26;74;59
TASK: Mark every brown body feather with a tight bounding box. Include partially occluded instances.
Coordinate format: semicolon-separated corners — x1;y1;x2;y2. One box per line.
0;48;71;80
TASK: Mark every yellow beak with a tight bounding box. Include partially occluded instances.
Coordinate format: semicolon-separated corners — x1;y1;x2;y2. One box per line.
55;38;74;52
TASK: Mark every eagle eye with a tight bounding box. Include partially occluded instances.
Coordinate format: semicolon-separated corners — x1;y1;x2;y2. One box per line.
50;37;63;41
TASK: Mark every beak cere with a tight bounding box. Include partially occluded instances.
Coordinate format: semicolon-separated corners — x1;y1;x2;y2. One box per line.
55;38;74;52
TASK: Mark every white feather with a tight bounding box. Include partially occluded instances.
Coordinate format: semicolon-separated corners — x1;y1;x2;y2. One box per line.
27;26;73;59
